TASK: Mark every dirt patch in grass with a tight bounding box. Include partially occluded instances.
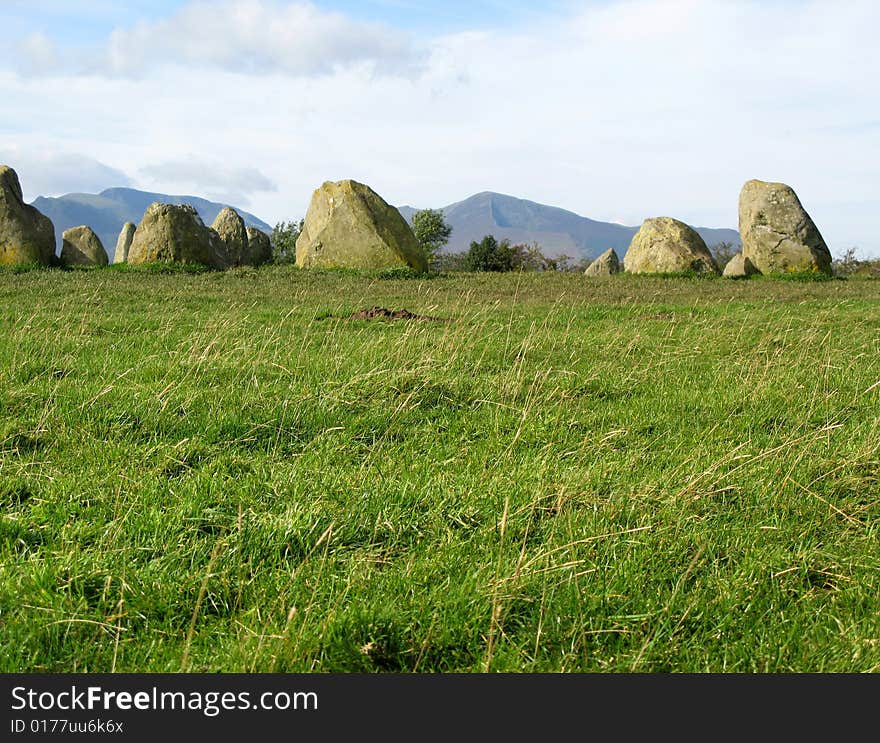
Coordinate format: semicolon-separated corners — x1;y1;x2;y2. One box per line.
347;306;450;322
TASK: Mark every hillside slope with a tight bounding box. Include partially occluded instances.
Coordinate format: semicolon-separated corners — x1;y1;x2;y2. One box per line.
399;192;740;259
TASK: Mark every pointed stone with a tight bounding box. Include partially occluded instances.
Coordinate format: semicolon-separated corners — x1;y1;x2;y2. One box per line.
0;165;56;266
584;248;620;276
61;225;108;267
245;227;272;266
211;207;248;267
296;180;428;272
739;179;832;275
128;203;229;269
114;222;136;264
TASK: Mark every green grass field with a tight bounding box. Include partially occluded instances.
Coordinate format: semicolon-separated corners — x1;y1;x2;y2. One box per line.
1;266;878;672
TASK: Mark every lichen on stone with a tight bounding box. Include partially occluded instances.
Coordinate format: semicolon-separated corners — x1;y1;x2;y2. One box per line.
296;180;428;272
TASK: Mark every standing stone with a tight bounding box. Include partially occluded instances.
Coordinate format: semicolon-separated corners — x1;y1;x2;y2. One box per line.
722;252;760;278
623;217;719;275
245;226;273;266
295;180;428;272
114;222;136;264
738;180;832;275
208;228;228;268
584;248;621;276
128;203;229;269
0;165;56;266
211;207;248;267
61;225;109;266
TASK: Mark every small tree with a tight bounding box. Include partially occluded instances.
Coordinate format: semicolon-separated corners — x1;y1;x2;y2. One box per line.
411;208;452;267
271;219;303;264
466;235;514;272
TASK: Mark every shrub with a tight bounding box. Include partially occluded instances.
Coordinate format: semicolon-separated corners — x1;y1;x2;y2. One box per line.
466;235;515;272
271;219;303;264
832;247;880;278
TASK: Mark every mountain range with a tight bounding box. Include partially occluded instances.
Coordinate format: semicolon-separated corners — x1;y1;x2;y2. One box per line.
30;187;740;261
398;192;740;259
32;188;272;255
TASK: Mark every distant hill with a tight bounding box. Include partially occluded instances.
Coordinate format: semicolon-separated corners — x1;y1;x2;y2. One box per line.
32;188;272;256
398;192;740;259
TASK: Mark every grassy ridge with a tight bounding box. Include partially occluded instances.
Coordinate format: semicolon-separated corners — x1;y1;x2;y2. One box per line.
1;267;878;672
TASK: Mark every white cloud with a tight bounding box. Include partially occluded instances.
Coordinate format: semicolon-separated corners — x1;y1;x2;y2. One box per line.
16;0;421;79
139;157;278;206
0;147;134;199
16;32;59;76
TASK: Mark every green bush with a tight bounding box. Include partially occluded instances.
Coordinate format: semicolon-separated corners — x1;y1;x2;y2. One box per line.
271;219;303;264
466;235;515;272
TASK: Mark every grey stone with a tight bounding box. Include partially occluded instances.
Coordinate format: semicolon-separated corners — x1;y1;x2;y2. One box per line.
722;252;760;278
623;217;719;275
114;222;136;264
584;248;621;276
211;207;248;267
296;180;428;272
739;179;832;275
128;203;229;269
0;165;56;266
245;227;272;266
61;225;109;266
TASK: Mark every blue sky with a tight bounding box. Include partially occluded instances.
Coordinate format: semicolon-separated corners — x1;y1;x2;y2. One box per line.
5;0;576;37
4;1;179;42
1;0;878;256
313;0;578;32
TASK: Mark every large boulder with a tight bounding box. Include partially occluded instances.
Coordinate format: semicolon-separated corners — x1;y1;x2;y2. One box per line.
245;226;273;266
114;222;136;264
61;225;108;267
211;207;248;266
127;203;228;269
295;180;428;272
584;247;620;276
738;179;832;275
623;217;719;275
0;165;56;266
722;252;760;279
